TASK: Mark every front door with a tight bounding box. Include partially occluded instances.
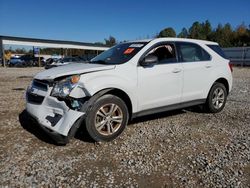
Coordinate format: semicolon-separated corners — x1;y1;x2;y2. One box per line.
137;43;183;111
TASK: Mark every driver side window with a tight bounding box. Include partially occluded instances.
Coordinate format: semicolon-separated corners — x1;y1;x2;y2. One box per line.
147;43;177;64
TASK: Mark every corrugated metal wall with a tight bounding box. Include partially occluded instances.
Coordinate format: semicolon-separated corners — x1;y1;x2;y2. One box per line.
223;47;250;66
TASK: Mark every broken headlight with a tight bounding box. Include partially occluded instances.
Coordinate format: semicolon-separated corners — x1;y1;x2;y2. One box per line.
51;75;80;98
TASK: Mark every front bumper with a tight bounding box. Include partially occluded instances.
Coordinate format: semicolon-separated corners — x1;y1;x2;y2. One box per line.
26;94;85;137
24;110;71;145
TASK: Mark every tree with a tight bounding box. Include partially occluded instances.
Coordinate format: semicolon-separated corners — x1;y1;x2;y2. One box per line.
158;27;176;37
233;23;250;46
40;48;62;55
158;20;250;47
104;36;117;47
15;48;27;54
178;27;189;38
212;23;234;47
247;25;250;46
94;42;104;46
202;20;212;40
222;23;234;47
188;20;212;40
189;21;204;39
213;24;224;46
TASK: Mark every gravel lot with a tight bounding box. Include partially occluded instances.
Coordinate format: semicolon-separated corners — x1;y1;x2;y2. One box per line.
0;67;249;187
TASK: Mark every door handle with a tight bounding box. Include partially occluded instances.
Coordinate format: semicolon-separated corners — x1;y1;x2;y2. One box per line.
205;64;212;68
172;68;182;73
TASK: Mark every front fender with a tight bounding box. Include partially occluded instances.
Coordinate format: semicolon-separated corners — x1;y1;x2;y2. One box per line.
80;73;138;113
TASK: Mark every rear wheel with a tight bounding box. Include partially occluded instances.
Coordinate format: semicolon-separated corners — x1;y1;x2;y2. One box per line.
205;82;227;113
84;94;129;142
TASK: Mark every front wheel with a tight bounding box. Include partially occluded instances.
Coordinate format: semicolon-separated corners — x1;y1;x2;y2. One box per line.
84;94;129;142
205;82;227;113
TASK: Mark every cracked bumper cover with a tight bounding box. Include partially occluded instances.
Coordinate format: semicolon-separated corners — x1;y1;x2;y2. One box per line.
26;95;85;136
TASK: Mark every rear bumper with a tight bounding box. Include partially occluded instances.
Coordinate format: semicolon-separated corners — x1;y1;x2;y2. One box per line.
26;95;85;137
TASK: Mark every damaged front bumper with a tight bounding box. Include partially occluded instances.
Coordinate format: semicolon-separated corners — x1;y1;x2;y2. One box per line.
26;82;85;137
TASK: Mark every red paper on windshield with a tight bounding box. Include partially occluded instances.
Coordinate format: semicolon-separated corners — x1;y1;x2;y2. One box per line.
124;48;135;54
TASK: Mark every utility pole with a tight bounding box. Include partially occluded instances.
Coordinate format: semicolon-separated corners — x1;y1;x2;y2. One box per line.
0;38;5;67
38;48;41;67
242;44;247;67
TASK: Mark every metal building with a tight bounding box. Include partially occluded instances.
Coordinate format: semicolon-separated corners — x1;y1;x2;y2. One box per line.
0;35;109;66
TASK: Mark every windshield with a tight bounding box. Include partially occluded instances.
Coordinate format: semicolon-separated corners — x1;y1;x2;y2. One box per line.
91;42;148;64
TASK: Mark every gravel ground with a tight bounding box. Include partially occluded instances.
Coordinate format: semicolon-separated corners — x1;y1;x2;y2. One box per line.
0;67;249;187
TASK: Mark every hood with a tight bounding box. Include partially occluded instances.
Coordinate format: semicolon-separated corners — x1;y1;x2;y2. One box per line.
35;63;115;80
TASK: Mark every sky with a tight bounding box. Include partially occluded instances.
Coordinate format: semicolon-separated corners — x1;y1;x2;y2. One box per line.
0;0;249;43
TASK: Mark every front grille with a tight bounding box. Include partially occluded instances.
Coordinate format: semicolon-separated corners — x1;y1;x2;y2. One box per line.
27;92;45;104
33;79;49;91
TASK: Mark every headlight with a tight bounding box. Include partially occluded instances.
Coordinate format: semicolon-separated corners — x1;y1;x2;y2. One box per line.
51;75;80;98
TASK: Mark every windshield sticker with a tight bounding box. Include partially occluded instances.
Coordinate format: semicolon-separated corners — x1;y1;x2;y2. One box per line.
124;48;135;54
129;44;144;48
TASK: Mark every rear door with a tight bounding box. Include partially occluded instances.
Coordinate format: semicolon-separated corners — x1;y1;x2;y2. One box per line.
176;42;212;102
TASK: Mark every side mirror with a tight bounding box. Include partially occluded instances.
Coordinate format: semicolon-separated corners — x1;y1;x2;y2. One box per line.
140;55;158;66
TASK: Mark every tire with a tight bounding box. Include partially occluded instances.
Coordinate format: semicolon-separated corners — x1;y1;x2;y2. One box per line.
205;82;227;113
84;94;129;142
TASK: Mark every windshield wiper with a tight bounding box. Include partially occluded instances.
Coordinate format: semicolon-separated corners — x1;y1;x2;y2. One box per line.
90;60;107;64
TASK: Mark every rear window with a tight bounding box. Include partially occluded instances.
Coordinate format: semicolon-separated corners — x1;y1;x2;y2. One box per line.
207;45;228;59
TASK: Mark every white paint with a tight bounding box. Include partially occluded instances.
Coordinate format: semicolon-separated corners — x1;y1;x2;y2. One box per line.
25;38;233;138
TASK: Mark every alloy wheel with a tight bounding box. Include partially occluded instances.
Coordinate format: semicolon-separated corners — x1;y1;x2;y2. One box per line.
212;88;225;109
95;103;123;136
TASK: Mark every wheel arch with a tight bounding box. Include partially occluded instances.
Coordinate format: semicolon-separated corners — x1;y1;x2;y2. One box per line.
88;88;133;121
68;87;133;138
105;88;133;120
205;77;229;101
214;77;229;94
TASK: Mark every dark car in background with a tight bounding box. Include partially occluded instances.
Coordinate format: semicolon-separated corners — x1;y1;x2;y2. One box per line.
8;56;23;67
20;55;45;66
8;55;45;67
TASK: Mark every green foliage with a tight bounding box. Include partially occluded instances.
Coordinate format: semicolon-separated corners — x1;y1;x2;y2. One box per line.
168;20;250;47
232;23;250;46
202;20;212;39
212;23;234;47
189;21;204;39
94;42;105;45
104;36;117;47
6;47;27;54
188;20;212;40
158;27;176;38
178;28;189;38
40;48;62;55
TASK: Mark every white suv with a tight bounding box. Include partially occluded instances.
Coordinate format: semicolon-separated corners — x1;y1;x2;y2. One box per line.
25;38;233;144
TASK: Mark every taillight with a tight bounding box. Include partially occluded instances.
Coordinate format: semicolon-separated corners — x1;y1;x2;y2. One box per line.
229;62;233;72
